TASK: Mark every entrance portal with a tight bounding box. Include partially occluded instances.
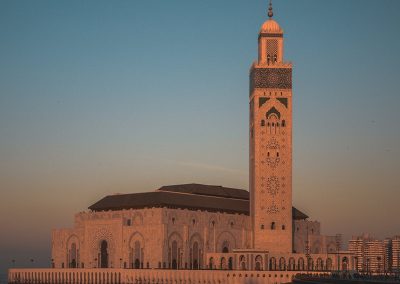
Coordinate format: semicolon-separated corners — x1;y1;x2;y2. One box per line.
100;240;108;268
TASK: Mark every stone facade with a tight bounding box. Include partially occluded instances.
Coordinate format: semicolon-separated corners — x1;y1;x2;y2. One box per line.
51;197;348;272
52;207;251;270
292;220;339;254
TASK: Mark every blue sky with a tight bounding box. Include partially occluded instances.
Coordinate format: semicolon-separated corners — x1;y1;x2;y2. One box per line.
0;0;400;273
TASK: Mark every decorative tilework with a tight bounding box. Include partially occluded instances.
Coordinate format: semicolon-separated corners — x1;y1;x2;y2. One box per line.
259;97;269;108
250;68;292;93
277;98;288;108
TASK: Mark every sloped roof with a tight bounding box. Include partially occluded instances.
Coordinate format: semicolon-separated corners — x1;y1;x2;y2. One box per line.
89;183;308;220
89;190;249;214
158;183;249;200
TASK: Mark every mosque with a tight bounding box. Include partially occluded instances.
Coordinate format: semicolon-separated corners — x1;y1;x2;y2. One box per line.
9;3;355;284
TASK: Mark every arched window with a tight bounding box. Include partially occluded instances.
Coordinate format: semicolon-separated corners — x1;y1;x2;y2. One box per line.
228;257;233;270
282;225;285;230
70;243;77;268
261;120;265;126
271;222;276;230
255;255;263;271
269;257;276;271
134;241;141;269
307;258;314;271
209;258;214;270
100;240;108;268
192;241;200;270
126;219;131;226
279;257;286;271
273;55;277;63
261;224;265;230
316;258;324;271
220;257;227;270
239;255;246;270
326;258;333;271
342;257;348;271
288;258;295;271
222;240;230;253
282;120;286;127
171;240;178;269
298;258;305;271
210;219;216;228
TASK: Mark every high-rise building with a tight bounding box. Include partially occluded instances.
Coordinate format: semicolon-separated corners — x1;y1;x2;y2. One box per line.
348;234;400;273
392;236;400;272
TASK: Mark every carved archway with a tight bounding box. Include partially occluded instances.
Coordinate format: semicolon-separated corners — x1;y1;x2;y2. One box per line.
168;232;183;269
216;231;236;253
189;233;203;269
66;235;80;268
129;232;145;269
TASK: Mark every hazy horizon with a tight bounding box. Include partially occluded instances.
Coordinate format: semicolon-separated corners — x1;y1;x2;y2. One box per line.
1;0;400;274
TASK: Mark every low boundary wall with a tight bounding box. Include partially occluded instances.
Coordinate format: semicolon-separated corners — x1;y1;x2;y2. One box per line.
8;268;329;284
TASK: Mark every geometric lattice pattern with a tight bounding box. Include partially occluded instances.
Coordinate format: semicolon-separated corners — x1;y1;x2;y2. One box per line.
250;68;292;92
266;201;280;214
266;39;278;60
266;176;280;196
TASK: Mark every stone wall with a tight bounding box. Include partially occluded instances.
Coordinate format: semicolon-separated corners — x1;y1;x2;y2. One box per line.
52;207;251;270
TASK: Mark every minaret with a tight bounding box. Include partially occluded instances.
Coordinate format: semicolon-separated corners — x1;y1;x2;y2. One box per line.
249;1;293;253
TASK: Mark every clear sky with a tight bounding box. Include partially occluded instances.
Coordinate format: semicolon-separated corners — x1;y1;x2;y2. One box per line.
1;0;400;274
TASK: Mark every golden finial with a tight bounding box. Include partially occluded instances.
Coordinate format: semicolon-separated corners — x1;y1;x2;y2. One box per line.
268;0;273;18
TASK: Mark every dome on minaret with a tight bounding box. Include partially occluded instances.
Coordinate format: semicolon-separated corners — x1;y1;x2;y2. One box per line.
260;0;283;34
260;18;283;34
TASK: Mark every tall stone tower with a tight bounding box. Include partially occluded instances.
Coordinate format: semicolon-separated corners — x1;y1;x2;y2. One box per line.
249;3;293;253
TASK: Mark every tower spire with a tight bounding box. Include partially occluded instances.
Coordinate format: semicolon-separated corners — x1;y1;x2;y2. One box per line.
267;0;273;18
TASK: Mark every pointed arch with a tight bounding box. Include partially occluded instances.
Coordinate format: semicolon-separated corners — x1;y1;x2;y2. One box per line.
216;231;236;253
168;232;183;269
128;232;145;269
189;233;203;270
66;235;80;268
266;107;281;119
269;257;277;271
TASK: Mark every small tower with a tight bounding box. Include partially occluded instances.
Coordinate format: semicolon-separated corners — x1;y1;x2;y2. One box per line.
249;2;293;253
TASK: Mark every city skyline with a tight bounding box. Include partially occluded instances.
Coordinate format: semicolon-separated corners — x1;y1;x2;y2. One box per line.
1;0;400;275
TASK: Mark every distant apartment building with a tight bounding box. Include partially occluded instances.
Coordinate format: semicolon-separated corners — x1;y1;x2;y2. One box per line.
392;236;400;272
349;234;400;273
